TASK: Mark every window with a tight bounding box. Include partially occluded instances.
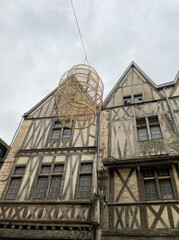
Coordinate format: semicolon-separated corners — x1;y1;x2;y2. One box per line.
78;163;92;198
35;164;64;199
51;121;72;140
123;96;131;105
136;116;162;141
5;166;25;200
123;94;142;105
134;94;142;103
142;167;174;200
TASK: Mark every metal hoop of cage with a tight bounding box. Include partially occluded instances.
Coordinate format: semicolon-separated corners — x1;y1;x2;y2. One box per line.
55;64;104;130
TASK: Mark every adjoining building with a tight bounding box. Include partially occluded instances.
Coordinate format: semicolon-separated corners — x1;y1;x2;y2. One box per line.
0;62;178;240
0;139;9;169
101;62;179;240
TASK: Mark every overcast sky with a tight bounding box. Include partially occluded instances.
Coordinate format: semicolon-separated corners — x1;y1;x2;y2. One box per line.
1;0;179;145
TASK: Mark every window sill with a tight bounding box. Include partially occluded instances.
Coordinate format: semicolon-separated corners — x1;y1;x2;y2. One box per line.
0;200;94;205
138;138;163;142
107;199;179;206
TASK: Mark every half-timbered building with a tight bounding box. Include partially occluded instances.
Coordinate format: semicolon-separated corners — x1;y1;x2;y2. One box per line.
0;62;179;240
100;62;179;240
0;87;100;239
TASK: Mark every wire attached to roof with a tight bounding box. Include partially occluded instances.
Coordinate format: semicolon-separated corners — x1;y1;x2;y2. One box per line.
70;0;89;65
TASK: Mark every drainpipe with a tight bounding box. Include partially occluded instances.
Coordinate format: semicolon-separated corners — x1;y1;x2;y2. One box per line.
3;116;24;162
95;112;103;240
97;112;101;182
163;87;179;138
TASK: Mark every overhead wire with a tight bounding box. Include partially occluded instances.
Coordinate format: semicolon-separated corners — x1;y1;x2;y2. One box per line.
70;0;89;65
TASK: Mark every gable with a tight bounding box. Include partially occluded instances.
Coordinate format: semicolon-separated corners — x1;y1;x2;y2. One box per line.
103;62;164;108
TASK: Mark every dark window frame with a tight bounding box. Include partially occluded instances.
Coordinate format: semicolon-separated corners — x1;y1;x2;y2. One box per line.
34;163;64;200
141;166;177;201
136;116;162;141
78;162;93;199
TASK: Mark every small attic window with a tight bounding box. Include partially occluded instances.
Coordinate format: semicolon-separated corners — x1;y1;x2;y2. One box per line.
123;96;131;105
134;94;142;103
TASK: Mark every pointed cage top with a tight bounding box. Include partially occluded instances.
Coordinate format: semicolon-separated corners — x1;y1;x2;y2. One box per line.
55;64;104;130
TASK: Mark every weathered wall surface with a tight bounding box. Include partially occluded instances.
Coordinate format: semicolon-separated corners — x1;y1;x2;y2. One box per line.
100;64;179;240
102;67;179;160
1;152;96;202
0;120;31;199
0;90;99;239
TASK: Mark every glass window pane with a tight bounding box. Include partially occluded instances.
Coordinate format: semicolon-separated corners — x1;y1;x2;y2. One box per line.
6;178;22;200
63;128;72;138
134;95;142;103
54;165;64;173
124;97;131;105
136;118;146;126
79;175;91;198
138;128;148;141
158;167;169;176
150;126;161;139
149;116;159;123
52;130;61;139
48;176;62;199
143;168;154;177
160;181;173;199
35;177;48;199
54;122;62;128
14;167;25;175
145;181;157;200
81;163;93;171
41;166;51;173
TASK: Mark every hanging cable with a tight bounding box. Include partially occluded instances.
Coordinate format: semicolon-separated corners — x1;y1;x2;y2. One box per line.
70;0;89;65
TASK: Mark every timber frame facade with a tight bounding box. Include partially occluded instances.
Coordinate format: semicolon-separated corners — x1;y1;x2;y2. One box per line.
0;62;179;240
100;62;179;240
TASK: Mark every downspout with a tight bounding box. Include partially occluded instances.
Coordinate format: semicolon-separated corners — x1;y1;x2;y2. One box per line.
3;116;24;162
95;112;102;240
97;112;101;185
163;88;179;138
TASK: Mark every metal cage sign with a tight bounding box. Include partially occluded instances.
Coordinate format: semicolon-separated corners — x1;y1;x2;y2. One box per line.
55;64;104;129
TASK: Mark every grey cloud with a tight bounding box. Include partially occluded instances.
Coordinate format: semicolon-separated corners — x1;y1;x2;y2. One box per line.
0;0;179;144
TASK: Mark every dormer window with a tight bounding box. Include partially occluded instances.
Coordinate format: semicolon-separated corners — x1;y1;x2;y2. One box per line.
123;96;131;105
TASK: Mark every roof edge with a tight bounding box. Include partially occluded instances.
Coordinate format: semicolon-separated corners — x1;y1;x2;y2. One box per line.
103;62;179;107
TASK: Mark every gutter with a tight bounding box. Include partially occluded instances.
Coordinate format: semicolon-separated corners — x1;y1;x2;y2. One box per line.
94;112;103;240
